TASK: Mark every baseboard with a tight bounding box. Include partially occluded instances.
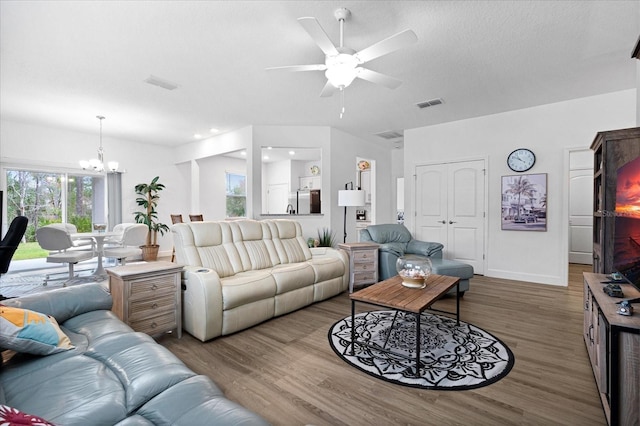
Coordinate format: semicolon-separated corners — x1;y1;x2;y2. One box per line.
485;269;567;286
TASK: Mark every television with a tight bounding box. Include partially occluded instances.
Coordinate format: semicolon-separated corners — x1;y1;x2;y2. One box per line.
612;155;640;291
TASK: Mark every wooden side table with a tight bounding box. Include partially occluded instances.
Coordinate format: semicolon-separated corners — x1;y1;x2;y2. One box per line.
107;261;183;338
338;242;379;293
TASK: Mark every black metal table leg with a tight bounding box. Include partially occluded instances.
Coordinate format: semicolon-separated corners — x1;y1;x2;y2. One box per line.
351;300;356;355
456;282;460;326
415;312;421;377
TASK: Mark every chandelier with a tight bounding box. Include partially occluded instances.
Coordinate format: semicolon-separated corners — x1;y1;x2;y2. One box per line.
79;115;119;172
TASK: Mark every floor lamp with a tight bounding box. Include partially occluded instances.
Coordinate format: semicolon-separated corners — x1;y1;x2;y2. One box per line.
338;182;366;243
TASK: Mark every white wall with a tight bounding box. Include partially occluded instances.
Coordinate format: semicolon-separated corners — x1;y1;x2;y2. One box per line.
404;89;637;286
0;119;187;255
329;128;394;243
1;119;398;249
197;155;246;220
174;126;254;216
391;146;404;220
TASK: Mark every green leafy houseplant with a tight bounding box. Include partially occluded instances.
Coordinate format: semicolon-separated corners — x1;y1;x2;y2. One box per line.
134;176;170;260
317;227;336;247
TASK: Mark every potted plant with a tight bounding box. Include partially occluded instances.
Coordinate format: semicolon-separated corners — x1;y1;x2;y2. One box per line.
134;176;170;261
316;227;336;247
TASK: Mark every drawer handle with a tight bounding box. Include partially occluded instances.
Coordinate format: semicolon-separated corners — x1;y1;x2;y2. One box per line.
362;265;368;270
152;303;158;309
151;322;157;329
363;254;368;258
152;284;158;290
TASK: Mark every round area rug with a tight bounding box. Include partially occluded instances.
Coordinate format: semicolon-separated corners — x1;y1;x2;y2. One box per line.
328;310;514;390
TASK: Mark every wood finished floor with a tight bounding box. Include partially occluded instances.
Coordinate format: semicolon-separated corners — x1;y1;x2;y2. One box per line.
159;264;606;426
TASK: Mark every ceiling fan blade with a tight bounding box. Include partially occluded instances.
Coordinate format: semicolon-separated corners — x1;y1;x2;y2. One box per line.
298;17;340;57
266;64;327;72
357;68;403;89
354;29;418;64
319;80;339;97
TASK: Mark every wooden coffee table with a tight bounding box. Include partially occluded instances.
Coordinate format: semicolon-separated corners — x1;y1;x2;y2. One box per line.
349;274;461;377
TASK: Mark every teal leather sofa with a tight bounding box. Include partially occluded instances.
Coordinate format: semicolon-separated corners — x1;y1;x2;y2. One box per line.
0;284;268;425
359;223;473;295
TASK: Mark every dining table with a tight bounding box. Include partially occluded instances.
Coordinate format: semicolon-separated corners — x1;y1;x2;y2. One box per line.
71;231;119;279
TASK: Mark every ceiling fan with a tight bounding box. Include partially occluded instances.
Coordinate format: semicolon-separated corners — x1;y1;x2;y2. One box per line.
267;8;417;100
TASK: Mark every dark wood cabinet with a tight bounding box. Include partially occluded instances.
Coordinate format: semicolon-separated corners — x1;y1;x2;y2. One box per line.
583;273;640;426
590;127;640;273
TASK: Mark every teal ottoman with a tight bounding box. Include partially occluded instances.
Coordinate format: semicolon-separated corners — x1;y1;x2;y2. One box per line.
429;258;473;296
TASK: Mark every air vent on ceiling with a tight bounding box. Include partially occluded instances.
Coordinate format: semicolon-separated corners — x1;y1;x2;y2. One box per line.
416;98;444;109
375;130;404;140
144;75;179;91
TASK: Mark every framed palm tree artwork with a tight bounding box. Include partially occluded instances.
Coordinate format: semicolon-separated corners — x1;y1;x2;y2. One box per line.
501;173;547;231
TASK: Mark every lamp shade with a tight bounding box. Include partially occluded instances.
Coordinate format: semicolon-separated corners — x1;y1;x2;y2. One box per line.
338;189;366;207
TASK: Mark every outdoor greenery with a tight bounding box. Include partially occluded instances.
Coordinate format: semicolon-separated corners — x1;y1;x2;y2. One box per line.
226;173;246;217
12;242;48;260
134;176;170;246
6;170;95;259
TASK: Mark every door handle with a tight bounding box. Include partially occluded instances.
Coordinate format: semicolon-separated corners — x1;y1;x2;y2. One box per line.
449;220;457;224
438;220;446;224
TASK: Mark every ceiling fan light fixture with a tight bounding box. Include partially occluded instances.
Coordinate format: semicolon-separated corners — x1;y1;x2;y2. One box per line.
325;53;359;88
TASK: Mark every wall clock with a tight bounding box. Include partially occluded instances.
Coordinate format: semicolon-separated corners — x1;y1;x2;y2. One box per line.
507;148;536;172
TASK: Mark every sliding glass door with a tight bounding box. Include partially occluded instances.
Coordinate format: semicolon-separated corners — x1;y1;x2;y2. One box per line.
4;168;105;257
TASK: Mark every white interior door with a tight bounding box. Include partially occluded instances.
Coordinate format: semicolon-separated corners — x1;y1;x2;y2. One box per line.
266;183;288;214
447;162;485;272
415;160;486;274
569;169;593;264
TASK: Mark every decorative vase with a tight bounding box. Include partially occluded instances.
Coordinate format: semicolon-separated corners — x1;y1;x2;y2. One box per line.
396;256;432;288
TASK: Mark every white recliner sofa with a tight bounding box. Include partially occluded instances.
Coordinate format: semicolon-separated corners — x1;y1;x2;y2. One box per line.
172;219;348;342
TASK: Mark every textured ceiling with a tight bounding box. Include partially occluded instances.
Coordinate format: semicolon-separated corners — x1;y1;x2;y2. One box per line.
1;1;638;148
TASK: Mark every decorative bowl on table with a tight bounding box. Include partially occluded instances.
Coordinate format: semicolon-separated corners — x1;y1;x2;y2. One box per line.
93;223;107;232
396;257;432;289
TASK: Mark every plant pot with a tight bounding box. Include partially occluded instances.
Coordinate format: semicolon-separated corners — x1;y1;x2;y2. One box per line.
140;245;160;261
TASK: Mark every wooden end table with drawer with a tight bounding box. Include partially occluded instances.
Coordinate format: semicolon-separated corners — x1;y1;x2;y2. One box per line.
107;261;183;338
338;242;379;293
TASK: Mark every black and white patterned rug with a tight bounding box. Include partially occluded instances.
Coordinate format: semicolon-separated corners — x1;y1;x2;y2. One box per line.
328;310;514;390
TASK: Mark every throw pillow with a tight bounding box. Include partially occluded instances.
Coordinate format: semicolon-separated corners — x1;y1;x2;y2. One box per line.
0;305;74;355
0;405;55;426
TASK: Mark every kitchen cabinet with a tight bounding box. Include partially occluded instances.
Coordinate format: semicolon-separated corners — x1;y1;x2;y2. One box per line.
299;176;321;190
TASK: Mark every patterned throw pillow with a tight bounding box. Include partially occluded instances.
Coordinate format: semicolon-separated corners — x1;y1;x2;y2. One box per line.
0;305;74;355
0;405;55;426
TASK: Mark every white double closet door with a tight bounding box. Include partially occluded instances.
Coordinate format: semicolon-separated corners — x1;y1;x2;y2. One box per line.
414;159;486;275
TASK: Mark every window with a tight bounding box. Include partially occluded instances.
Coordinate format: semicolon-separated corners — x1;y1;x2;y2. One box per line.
226;172;246;218
5;168;105;258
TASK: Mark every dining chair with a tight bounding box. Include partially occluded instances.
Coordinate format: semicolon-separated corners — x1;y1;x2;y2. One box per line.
104;224;147;266
170;214;185;262
189;214;204;222
47;223;95;252
36;225;96;285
